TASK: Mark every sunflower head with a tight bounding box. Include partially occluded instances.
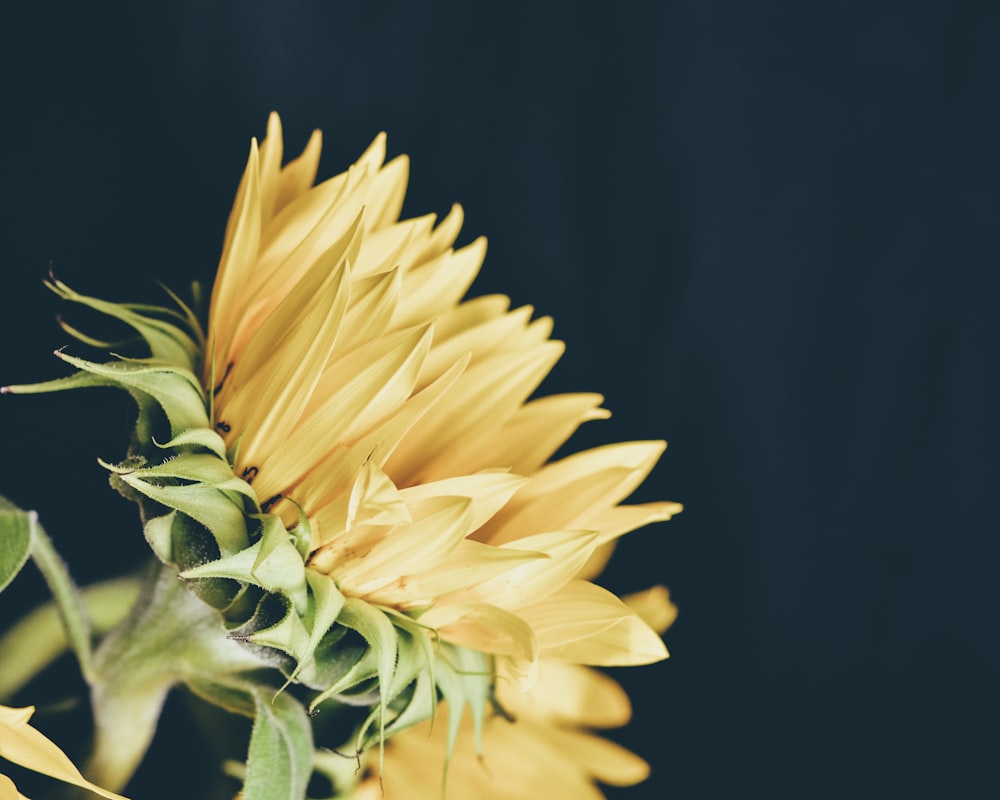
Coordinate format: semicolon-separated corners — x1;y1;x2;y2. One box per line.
4;113;680;758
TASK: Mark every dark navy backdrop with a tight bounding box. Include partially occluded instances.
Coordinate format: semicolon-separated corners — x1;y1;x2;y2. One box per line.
2;3;997;798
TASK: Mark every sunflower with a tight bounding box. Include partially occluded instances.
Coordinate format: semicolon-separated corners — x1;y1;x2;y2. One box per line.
6;113;680;753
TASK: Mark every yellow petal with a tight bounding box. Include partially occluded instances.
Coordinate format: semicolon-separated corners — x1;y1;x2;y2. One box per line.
386;340;564;485
623;584;678;634
286;356;468;536
336;267;401;353
487;393;610;476
433;603;537;660
0;706;130;800
253;323;434;503
478;440;666;546
372;539;546;608
256;155;359;272
390;237;487;329
207;138;261;368
352;214;434;278
0;773;17;800
363;154;409;232
338;497;474;595
221;251;352;470
256;111;285;223
429;292;510;344
419;203;465;259
398;471;527;532
543;608;668;666
499;660;632;729
516;580;635;650
274;128;322;213
549;727;650;787
575;501;683;580
430;530;599;613
416;304;536;387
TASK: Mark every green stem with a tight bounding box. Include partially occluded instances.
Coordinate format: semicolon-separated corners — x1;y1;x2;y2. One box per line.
29;518;98;685
0;576;142;701
86;563;267;792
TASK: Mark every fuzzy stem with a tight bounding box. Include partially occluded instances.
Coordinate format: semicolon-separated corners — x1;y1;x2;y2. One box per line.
85;563;267;791
29;518;98;685
0;576;142;701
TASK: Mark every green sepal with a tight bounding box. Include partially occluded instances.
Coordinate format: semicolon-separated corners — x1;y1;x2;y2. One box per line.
283;571;347;687
168;512;245;610
309;637;381;709
374;668;438;742
180;539;262;583
56;317;138;350
253;514;309;613
152;279;206;353
218;586;303;664
143;511;176;563
300;626;365;691
354;626;435;752
0;496;33;593
6;353;208;451
154;428;229;460
46;278;202;373
178;515;304;610
55;350;208;436
434;645;492;769
240;602;306;659
111;458;251;555
309;598;398;766
106;451;258;506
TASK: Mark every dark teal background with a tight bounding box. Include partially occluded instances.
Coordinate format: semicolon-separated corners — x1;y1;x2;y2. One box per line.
2;3;998;798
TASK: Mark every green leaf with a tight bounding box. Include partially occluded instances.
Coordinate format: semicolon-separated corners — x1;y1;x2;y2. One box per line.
187;673;315;800
185;675;257;718
0;497;33;593
243;686;314;800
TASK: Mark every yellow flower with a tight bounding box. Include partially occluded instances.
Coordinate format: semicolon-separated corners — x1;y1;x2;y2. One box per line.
0;704;129;800
340;588;678;799
204;112;680;678
7;112;681;750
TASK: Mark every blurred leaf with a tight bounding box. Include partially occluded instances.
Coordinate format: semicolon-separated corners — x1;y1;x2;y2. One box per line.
0;496;33;593
244;688;313;800
189;674;313;800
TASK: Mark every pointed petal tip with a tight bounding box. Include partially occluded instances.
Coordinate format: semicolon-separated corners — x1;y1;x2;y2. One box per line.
388;151;410;169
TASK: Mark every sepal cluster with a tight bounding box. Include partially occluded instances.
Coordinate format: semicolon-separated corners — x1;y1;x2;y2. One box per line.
4;282;492;768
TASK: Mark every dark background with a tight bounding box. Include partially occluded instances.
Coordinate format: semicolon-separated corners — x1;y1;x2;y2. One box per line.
2;3;998;798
